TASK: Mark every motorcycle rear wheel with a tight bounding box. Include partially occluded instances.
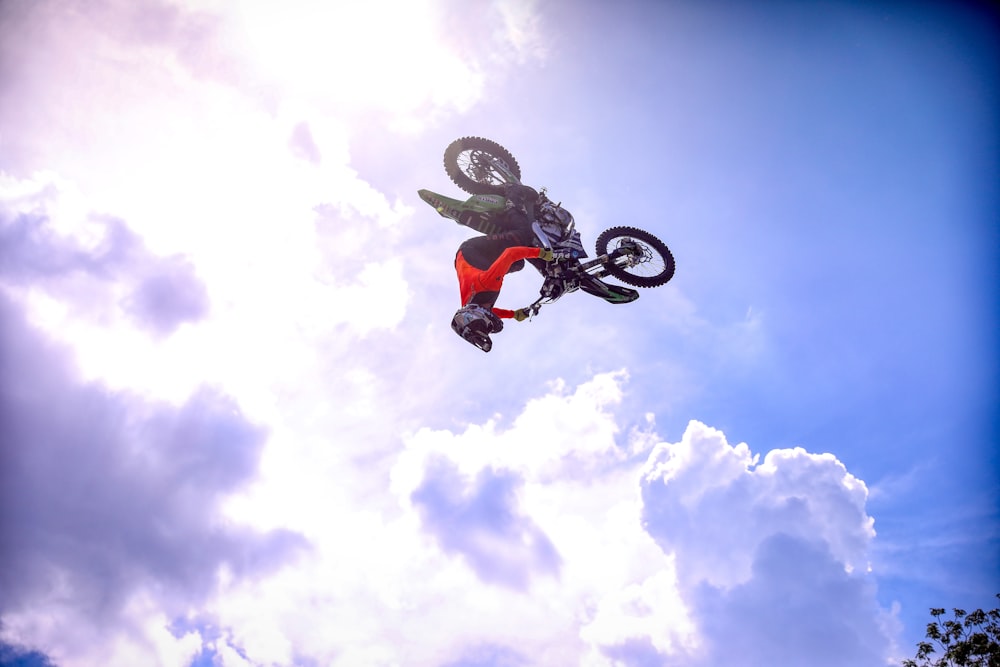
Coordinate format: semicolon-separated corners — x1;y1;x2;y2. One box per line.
595;226;675;288
444;137;522;195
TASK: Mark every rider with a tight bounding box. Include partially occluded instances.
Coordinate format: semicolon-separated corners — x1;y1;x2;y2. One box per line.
450;183;553;351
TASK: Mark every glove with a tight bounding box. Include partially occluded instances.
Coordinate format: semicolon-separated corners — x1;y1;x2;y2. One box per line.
538;248;555;262
514;308;530;322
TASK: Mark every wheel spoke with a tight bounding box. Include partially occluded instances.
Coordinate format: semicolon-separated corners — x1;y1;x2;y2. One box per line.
613;238;667;277
444;137;521;196
459;149;506;185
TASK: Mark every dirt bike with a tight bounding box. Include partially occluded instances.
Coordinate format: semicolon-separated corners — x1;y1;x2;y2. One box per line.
418;136;675;343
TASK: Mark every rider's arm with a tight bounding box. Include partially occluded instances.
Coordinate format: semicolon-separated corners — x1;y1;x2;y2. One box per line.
492;307;517;319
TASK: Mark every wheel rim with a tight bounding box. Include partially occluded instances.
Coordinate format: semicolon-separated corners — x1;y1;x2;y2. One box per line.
610;237;670;280
457;149;511;187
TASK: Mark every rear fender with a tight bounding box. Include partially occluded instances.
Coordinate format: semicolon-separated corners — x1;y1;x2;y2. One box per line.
418;189;509;234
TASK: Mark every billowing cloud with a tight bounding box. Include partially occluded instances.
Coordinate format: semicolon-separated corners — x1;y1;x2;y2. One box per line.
122;257;209;335
288;121;322;165
0;0;540;159
0;203;209;336
685;533;892;667
0;363;897;665
643;421;875;587
383;374;897;666
411;456;561;590
0;292;306;664
640;421;894;666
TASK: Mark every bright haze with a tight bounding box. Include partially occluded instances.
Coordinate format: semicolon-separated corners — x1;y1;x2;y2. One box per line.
0;1;997;666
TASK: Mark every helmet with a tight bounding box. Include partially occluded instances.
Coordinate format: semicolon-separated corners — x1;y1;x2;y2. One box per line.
538;201;575;232
451;304;503;336
451;304;503;352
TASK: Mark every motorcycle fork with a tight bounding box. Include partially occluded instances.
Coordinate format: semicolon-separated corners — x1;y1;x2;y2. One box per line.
575;253;640;303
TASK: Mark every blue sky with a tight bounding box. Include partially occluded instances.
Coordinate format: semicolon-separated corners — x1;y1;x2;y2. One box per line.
0;0;997;666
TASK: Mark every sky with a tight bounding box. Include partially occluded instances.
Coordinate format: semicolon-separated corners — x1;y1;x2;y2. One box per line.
0;0;997;665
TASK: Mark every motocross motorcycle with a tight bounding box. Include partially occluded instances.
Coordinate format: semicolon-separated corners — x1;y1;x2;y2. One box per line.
418;136;675;351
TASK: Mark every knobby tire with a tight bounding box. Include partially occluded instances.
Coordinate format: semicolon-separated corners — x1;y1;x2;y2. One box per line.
443;136;521;195
595;226;675;288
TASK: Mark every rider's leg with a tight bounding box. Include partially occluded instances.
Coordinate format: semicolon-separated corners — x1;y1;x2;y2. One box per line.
456;254;502;312
457;246;540;307
479;246;543;288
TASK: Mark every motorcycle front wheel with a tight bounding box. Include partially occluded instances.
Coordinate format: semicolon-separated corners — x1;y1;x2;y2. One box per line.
443;136;522;196
596;226;675;288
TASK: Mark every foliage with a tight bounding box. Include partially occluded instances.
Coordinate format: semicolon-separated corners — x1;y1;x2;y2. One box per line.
903;595;1000;667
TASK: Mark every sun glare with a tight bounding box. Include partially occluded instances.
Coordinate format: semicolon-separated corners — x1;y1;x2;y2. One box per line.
234;1;482;118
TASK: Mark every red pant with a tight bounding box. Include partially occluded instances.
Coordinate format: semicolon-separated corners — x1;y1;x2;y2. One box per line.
455;245;542;318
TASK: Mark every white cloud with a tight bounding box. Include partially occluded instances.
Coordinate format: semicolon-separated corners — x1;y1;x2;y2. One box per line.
382;373;893;665
0;0;521;417
579;568;698;661
0;337;896;666
392;371;627;497
204;371;695;666
493;0;549;65
0;291;305;667
0;170;409;419
642;421;876;587
641;420;893;666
